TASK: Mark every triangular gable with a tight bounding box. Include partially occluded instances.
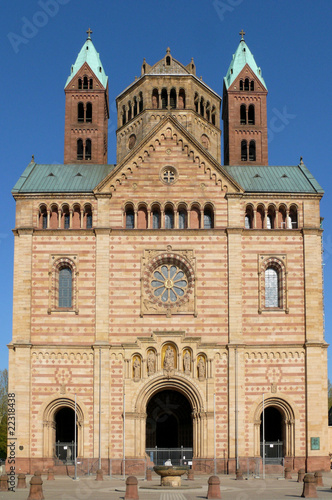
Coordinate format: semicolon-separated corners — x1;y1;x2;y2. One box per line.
94;115;243;195
65;61;107;91
225;63;267;93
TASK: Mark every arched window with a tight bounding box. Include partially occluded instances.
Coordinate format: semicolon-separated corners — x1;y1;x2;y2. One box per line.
152;89;159;109
152;207;160;229
244;78;249;91
239;80;243;91
86;102;92;122
204;206;214;229
139;92;143;113
206;102;210;122
72;205;81;229
84;205;93;229
133;97;138;117
85;139;92;160
190;206;201;229
78;102;84;122
289;206;298;229
166;56;171;66
39;205;48;229
137;206;148;229
249;140;256;161
278;206;287;229
122;105;126;126
78;78;82;89
245;206;253;228
240;104;246;124
248;105;255;125
61;205;70;229
194;93;199;113
89;78;93;89
211;106;216;126
58;267;72;308
256;206;265;229
200;97;204;117
267;206;276;229
250;80;255;91
178;209;187;229
49;206;58;229
128;101;132;121
161;88;168;109
165;208;174;229
83;76;88;90
170;88;176;109
179;89;185;109
265;267;279;308
241;140;247;161
77;139;83;160
125;207;135;229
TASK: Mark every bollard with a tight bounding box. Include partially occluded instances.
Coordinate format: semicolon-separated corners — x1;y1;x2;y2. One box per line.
236;469;243;480
27;475;44;500
0;474;8;491
187;468;194;480
17;473;27;489
47;468;55;480
298;469;305;482
96;468;103;481
301;473;317;498
285;467;292;479
207;475;221;499
314;471;323;486
146;468;152;481
124;475;139;500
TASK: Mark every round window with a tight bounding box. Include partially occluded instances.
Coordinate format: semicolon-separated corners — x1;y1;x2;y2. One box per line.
128;134;136;150
151;264;188;303
160;166;178;185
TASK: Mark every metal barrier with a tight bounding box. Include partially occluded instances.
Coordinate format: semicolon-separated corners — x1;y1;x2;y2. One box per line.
260;441;283;464
146;447;193;466
55;441;76;464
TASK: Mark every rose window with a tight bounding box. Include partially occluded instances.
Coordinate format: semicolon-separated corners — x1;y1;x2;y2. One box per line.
151;265;188;303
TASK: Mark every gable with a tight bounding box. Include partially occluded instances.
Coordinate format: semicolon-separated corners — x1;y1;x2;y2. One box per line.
228;64;267;93
95;116;242;198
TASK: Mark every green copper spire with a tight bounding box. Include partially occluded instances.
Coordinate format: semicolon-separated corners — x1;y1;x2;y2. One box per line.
224;33;266;90
65;29;108;88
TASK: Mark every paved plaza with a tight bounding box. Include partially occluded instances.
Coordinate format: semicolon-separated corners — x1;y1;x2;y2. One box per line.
1;472;332;500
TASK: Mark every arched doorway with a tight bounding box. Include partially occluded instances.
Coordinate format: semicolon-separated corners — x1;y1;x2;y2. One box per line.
55;407;77;463
145;389;193;464
260;406;284;463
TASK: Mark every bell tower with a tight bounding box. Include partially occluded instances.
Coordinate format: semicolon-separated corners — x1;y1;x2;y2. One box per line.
222;31;268;166
64;29;109;164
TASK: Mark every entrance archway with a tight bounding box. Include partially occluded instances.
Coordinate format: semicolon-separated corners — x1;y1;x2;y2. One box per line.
260;406;284;462
146;390;193;448
55;407;77;463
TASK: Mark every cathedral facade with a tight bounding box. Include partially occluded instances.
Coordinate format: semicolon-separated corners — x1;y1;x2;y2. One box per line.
9;31;329;474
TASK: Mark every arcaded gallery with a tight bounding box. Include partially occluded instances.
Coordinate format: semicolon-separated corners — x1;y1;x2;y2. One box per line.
8;30;328;474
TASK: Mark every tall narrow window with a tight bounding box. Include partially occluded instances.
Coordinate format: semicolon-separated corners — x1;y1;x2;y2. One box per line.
165;209;174;229
166;56;171;66
152;89;159;109
179;209;187;229
133;97;138;117
179;89;185;109
85;139;92;160
77;139;83;160
265;267;279;308
64;212;70;229
211;106;216;126
89;78;93;89
245;206;253;228
125;208;135;229
152;209;160;229
78;78;82;89
78;103;84;122
86;102;92;122
206;102;210;122
194;93;199;113
139;92;143;113
161;88;168;109
240;104;246;124
244;78;249;91
122;105;126;126
200;97;204;117
83;76;88;89
250;80;255;91
84;205;92;229
249;141;256;161
289;206;298;229
240;80;243;91
128;101;132;121
248;105;255;125
241;140;247;161
204;207;214;229
170;88;176;109
58;267;72;308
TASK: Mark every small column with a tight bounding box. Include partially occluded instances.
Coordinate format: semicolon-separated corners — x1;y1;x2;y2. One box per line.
58;210;62;229
147;209;151;229
80;209;84;229
69;210;73;228
200;209;204;229
253;208;257;228
263;208;268;228
47;209;50;228
134;210;138;229
161;210;165;229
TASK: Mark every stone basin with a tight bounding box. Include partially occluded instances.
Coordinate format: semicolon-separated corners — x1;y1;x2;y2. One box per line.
153;465;189;487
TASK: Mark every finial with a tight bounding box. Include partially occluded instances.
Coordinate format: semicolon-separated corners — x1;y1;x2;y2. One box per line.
166;47;171;54
86;28;93;40
32;154;35;162
239;29;245;40
300;156;304;165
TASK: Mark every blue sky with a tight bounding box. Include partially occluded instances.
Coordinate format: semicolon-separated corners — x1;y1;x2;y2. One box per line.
1;0;332;377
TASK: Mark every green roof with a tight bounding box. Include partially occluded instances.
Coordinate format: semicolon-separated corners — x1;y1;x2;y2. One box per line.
224;164;324;194
65;36;108;88
224;40;266;90
12;163;115;194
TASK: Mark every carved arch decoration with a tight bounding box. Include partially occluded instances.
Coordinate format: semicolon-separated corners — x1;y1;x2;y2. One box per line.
42;396;86;458
141;246;196;317
249;394;298;458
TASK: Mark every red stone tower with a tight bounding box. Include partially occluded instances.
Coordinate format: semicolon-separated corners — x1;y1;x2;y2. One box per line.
222;31;268;165
64;29;109;164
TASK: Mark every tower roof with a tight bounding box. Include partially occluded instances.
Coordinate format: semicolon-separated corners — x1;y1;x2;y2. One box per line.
224;38;266;90
65;31;108;88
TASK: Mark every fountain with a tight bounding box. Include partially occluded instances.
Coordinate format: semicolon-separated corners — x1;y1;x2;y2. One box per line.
153;460;189;487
